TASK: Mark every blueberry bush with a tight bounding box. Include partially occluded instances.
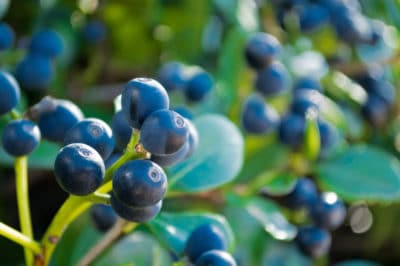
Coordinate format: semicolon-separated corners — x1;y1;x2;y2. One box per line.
1;0;400;265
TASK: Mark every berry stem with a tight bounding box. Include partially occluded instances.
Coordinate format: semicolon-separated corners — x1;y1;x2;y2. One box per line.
10;109;21;119
15;156;34;266
0;222;41;254
84;192;110;205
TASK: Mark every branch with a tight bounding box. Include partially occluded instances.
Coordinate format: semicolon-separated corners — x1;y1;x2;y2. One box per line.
0;222;41;254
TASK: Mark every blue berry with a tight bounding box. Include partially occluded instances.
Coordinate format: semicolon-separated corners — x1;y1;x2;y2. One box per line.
90;204;118;232
284;178;318;210
332;10;373;44
151;142;189;167
64;118;115;160
196;250;237;266
291;89;323;116
110;192;162;223
311;192;346;230
318;120;339;157
157;61;187;92
37;97;84;143
29;29;63;58
121;77;169;129
185;224;227;263
54;143;105;195
105;153;121;169
0;22;15;50
183;118;199;159
140;109;189;155
173;106;193;120
15;54;54;91
1;119;40;157
354;71;395;106
255;61;289;97
112;160;167;207
0;71;20;116
293;77;323;92
296;226;331;257
297;4;329;33
241;93;279;134
278;113;305;149
361;96;389;128
245;32;281;70
83;20;106;43
111;110;133;151
185;69;214;102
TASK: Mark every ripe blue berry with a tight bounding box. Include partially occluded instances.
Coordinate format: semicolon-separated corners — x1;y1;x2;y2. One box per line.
361;96;389;128
278;113;305;149
121;78;169;129
183;118;199;159
296;226;331;257
29;29;63;58
291;89;323;116
284;178;318;210
185;70;213;102
0;22;15;50
244;32;281;70
64;118;115;160
185;224;227;263
311;192;346;230
1;119;40;156
54;143;105;195
112;160;167;207
0;71;20;116
318;120;339;157
196;250;237;266
90;204;118;232
173;106;193;120
255;61;289;97
157;61;187;92
140;109;189;155
15;54;54;91
293;77;323;92
111;110;133;151
241;93;279;134
83;20;107;43
110;193;162;223
150;142;189;167
37;97;84;142
332;10;373;44
297;4;329;33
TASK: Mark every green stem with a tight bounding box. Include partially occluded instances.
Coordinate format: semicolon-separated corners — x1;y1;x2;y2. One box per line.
38;132;140;265
10;109;22;119
15;156;34;266
0;222;41;254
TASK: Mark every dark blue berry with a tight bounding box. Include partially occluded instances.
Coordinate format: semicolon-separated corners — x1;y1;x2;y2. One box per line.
157;61;187;92
296;226;331;257
291;89;323;116
83;20;107;43
293;77;323;92
150;142;189;167
332;10;373;44
297;4;329;33
185;70;214;102
37;97;84;143
54;143;105;195
241;93;279;134
278;113;305;149
0;71;20;116
0;22;15;50
1;119;40;156
110;192;162;223
173;106;193;120
90;204;118;232
196;250;237;266
113;160;167;207
185;224;227;263
311;192;346;230
244;32;281;70
357;74;395;107
255;61;289;97
140;109;189;155
318;120;339;157
64;118;115;160
121;77;169;129
361;96;389;128
15;54;54;91
183;118;199;159
29;29;63;58
111;110;133;151
284;178;318;210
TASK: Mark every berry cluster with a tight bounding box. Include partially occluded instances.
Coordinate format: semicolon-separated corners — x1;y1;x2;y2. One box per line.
184;224;237;266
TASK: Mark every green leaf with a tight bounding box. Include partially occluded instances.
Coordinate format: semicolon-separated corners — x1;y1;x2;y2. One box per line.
335;260;381;266
168;114;244;192
93;232;172;266
245;197;297;241
147;212;235;256
260;172;297;196
304;110;320;161
262;240;311;266
316;145;400;202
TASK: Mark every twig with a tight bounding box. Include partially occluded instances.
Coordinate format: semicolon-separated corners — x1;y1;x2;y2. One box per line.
76;218;128;266
0;222;41;254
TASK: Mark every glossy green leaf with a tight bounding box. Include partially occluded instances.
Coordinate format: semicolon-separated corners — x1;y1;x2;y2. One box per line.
262;241;311;266
260;172;297;196
316;145;400;202
245;197;297;241
147;212;235;256
335;260;381;266
168;114;244;192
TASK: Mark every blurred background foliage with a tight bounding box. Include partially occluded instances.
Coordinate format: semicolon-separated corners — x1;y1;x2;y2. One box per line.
1;0;400;265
